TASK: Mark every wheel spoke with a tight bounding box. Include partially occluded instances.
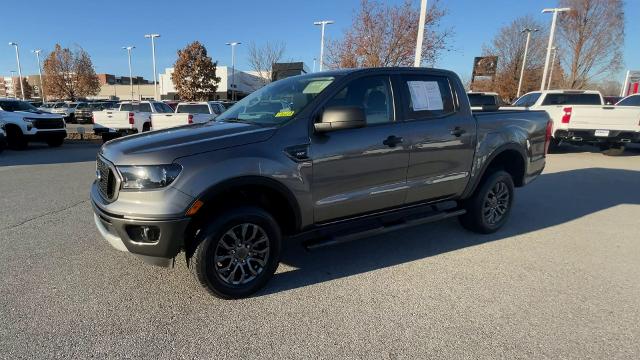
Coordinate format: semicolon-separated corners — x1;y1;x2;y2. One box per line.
214;222;270;286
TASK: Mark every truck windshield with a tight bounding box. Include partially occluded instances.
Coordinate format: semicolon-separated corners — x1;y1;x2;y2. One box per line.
217;75;337;125
468;94;497;106
177;104;210;114
0;100;41;113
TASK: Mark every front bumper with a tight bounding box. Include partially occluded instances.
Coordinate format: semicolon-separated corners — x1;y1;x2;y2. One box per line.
25;130;67;142
555;129;640;144
91;199;191;267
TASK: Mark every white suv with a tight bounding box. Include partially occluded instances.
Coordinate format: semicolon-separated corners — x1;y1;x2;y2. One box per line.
0;98;67;149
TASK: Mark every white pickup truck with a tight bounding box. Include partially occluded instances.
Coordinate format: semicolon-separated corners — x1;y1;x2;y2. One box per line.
512;90;640;150
93;101;174;142
150;101;225;130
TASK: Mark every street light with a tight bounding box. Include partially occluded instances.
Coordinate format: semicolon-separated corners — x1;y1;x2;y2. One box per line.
225;42;241;101
8;42;25;100
540;7;571;91
144;33;160;100
32;49;45;101
516;28;538;98
122;46;136;101
414;0;428;67
9;70;17;98
314;20;334;71
547;47;558;90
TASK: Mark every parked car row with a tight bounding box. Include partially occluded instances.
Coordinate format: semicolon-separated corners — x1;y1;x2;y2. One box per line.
510;90;640;151
92;100;230;142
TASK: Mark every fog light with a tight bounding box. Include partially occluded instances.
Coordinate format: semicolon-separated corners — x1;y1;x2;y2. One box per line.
126;225;160;243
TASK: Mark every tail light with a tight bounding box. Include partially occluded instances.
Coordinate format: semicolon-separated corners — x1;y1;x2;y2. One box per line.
544;120;553;155
561;107;572;124
188;114;193;124
128;112;135;125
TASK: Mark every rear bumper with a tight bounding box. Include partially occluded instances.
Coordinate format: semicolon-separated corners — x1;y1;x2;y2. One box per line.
91;199;191;267
555;129;640;144
93;127;137;135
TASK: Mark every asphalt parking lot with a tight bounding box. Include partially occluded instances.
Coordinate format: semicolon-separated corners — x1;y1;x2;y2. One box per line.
1;142;639;359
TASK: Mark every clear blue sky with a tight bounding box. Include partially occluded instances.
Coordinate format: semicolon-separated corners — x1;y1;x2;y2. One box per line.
1;0;638;84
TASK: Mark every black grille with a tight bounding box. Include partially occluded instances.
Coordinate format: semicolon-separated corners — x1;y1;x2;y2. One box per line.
96;157;117;200
32;118;65;130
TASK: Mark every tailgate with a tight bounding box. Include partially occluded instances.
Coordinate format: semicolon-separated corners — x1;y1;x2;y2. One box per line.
151;113;190;130
93;111;131;130
568;106;640;131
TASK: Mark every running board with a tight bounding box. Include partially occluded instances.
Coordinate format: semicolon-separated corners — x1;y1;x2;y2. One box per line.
303;208;466;250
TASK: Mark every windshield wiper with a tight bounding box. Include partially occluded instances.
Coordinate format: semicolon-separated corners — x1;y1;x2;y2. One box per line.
220;118;261;126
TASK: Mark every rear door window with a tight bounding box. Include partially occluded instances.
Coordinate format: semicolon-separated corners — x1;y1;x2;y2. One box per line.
513;92;541;107
399;74;455;120
542;93;602;105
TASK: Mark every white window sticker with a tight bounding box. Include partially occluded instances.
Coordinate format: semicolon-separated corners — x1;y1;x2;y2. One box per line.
407;81;444;111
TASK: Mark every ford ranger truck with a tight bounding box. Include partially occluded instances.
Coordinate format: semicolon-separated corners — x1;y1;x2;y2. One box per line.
91;68;550;299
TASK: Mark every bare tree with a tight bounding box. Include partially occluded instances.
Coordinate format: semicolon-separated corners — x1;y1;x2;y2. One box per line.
42;44;100;100
246;41;285;88
480;16;549;101
557;0;625;89
172;41;221;101
327;0;452;69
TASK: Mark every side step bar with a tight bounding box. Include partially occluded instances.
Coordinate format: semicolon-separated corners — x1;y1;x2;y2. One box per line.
302;208;466;250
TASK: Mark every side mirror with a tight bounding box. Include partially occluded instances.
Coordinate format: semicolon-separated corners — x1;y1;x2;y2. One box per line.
314;106;366;133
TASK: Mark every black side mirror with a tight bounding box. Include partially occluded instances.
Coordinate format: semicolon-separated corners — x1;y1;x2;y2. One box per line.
314;106;366;133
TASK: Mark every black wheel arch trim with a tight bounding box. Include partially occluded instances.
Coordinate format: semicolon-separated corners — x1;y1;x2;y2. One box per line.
462;142;528;199
191;175;302;232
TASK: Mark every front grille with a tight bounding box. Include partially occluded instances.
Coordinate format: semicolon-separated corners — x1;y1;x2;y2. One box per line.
33;118;65;130
96;157;117;201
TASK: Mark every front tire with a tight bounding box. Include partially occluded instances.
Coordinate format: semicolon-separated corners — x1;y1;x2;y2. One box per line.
6;127;27;150
459;170;514;234
190;206;282;299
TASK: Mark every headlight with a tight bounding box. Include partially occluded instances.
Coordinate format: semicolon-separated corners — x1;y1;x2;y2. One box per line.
117;164;182;190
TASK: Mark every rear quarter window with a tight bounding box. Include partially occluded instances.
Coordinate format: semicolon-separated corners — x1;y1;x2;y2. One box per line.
542;93;602;106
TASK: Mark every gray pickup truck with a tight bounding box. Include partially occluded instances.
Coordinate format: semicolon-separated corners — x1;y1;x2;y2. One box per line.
91;68;551;298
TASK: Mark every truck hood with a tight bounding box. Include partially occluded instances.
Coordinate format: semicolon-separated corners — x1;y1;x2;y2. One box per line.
100;121;277;165
15;110;63;119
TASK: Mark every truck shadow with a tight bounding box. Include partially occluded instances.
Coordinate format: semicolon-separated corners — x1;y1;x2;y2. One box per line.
552;143;640;156
265;167;640;296
0;142;100;167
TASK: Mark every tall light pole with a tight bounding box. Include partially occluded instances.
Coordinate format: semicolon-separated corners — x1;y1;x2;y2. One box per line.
547;47;558;90
9;71;17;98
123;46;135;101
312;58;317;73
8;42;25;100
414;0;428;67
226;42;241;101
32;49;45;101
144;33;160;100
516;28;538;98
314;20;334;71
540;7;570;91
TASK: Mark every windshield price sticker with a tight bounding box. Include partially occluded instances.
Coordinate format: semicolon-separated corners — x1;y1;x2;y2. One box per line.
303;80;333;94
275;110;295;117
407;81;444;111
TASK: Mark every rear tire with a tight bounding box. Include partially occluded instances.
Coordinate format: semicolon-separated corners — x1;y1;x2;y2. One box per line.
190;206;282;299
602;144;625;156
458;170;514;234
142;123;151;132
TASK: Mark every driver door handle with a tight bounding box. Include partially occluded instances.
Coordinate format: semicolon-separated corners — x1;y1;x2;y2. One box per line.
383;135;403;148
450;127;466;137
